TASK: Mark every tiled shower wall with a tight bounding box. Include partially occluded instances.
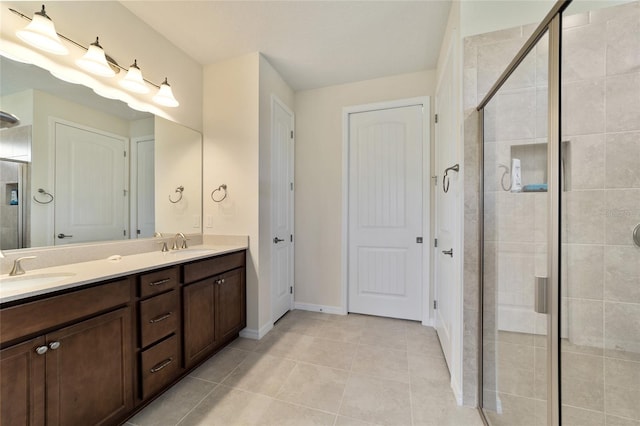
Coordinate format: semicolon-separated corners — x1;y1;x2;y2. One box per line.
462;1;640;418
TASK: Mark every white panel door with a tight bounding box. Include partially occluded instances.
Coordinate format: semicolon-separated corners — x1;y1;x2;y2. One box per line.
434;41;459;370
348;106;423;320
135;138;155;238
271;97;294;322
55;122;127;245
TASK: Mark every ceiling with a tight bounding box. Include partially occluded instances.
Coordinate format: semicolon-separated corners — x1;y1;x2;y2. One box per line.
121;1;452;91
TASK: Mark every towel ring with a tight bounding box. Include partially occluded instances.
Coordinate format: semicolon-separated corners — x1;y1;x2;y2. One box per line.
169;186;184;203
211;184;228;203
443;164;460;193
33;188;54;204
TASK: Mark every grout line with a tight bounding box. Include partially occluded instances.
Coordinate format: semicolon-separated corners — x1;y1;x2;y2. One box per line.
173;382;221;426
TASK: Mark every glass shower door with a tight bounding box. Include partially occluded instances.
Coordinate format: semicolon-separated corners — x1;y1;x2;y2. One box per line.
481;31;550;426
560;2;640;424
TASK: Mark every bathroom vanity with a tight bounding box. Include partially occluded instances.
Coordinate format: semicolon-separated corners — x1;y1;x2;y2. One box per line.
0;246;246;425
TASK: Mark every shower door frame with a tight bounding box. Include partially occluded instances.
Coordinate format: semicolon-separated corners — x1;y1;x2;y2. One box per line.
476;1;571;425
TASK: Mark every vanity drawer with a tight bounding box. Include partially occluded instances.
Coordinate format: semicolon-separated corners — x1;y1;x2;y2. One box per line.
139;267;179;298
140;335;179;399
183;251;245;284
0;278;131;346
139;290;178;348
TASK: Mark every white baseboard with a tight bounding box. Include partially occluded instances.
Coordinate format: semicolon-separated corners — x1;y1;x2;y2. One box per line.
239;321;273;340
451;375;463;406
293;302;346;315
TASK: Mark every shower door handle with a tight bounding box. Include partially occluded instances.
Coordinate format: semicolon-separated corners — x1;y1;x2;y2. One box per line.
534;276;548;314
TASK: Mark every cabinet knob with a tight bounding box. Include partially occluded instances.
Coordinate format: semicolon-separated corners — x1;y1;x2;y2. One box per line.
35;345;48;355
48;341;61;350
221;278;225;284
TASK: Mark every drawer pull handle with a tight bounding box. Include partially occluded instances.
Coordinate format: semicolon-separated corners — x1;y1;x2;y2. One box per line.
150;357;173;373
149;278;171;287
149;312;173;323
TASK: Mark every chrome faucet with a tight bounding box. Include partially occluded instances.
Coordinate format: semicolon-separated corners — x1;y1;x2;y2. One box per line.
9;256;37;276
172;233;188;250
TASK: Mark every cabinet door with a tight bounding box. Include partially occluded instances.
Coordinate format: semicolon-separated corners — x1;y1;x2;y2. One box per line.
45;307;132;426
216;268;246;343
0;337;46;426
183;279;216;368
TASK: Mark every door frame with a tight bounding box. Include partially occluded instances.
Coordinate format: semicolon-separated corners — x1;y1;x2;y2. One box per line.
270;94;295;322
341;97;431;324
130;134;154;238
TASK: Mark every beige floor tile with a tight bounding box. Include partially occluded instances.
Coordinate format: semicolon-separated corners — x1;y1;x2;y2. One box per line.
129;377;216;426
339;373;412;426
254;329;315;359
177;386;273;425
408;352;451;384
274;313;326;336
227;337;261;351
256;398;336;426
334;415;380;426
359;327;408;351
188;347;251;383
315;321;363;343
275;362;348;413
222;352;297;397
351;344;410;383
297;337;359;370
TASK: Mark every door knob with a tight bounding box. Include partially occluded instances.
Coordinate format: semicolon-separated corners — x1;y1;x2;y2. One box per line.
57;233;73;239
442;249;453;257
273;237;285;244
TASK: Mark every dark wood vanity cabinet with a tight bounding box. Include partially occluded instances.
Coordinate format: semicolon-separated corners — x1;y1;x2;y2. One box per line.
0;249;246;426
183;251;246;369
0;280;133;426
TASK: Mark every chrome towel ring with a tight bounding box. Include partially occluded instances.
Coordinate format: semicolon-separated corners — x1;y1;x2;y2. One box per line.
33;188;54;204
211;184;228;203
443;164;460;193
169;186;184;203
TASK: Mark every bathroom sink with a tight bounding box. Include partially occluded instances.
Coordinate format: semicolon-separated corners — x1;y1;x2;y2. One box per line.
1;272;76;290
167;249;214;256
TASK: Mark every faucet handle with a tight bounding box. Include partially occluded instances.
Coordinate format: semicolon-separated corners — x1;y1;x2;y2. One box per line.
157;242;169;252
10;256;37;276
181;239;189;249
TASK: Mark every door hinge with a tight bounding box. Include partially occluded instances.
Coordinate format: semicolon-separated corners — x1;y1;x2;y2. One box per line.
123;230;126;236
137;229;141;235
434;300;438;310
290;130;294;139
434;238;438;247
432;175;437;186
123;189;127;196
290;182;294;191
416;237;423;244
290;286;293;294
290;234;293;242
435;114;438;124
124;151;127;157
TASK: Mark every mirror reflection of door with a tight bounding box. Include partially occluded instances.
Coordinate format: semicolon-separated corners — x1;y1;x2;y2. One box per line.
54;121;127;245
133;137;155;238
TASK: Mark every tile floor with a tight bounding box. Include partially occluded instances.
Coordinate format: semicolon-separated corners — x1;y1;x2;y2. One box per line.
128;310;482;426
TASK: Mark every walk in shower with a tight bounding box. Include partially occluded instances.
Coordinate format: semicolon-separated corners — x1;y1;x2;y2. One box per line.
478;0;640;425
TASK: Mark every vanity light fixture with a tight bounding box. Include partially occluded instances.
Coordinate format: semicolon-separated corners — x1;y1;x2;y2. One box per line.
119;59;149;94
16;5;69;56
9;6;180;108
76;37;117;77
153;78;180;107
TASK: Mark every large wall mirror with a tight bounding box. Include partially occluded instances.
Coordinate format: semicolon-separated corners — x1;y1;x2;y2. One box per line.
0;55;202;250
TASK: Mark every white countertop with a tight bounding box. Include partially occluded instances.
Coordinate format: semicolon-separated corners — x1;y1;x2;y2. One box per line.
0;244;247;305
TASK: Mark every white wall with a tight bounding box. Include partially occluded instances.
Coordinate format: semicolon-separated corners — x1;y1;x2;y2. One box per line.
1;0;203;132
258;55;295;328
154;116;202;236
460;0;554;37
294;70;436;311
203;53;261;332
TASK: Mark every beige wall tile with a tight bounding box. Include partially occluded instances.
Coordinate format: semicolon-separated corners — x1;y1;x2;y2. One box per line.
563;190;606;244
561;405;605;426
606;10;640;76
561;352;605;411
562;21;607;82
606;73;640;133
563;244;604;300
605;302;640;355
567;299;604;350
606;132;640;189
605;246;640;304
562;78;605;136
567;134;606;190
